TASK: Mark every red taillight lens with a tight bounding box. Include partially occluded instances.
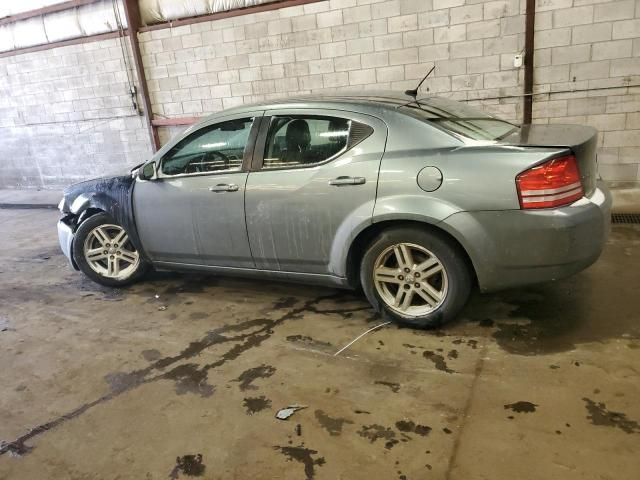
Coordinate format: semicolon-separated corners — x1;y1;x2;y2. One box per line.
516;155;584;209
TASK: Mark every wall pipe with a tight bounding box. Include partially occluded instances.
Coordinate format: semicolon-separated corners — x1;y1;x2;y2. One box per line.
523;0;536;124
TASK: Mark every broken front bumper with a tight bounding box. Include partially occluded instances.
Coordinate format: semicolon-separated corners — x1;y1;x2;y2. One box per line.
57;216;78;270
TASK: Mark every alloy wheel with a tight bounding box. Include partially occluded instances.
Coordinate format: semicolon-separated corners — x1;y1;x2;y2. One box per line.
373;242;448;316
83;224;140;280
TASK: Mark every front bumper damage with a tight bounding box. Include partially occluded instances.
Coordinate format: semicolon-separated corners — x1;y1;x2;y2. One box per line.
57;215;78;270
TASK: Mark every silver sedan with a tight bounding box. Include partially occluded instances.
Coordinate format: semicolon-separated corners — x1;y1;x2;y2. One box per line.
57;93;611;328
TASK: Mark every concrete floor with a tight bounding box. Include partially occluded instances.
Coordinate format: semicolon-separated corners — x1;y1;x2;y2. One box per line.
1;209;639;480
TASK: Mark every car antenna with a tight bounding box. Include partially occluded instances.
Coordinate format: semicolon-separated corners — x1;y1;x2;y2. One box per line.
404;65;435;100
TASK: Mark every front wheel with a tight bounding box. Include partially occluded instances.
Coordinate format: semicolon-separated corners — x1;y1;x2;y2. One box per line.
360;227;472;328
72;212;147;287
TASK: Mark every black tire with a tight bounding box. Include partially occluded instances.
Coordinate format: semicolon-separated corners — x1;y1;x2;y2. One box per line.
360;227;472;329
73;212;148;288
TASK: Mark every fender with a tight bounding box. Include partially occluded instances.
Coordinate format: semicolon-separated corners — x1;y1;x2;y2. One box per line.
328;194;463;278
61;174;150;262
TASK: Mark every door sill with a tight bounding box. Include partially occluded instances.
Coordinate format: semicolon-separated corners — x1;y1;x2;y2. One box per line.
152;261;350;288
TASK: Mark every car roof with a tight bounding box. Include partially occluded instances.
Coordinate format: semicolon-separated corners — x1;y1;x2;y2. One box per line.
201;90;432;120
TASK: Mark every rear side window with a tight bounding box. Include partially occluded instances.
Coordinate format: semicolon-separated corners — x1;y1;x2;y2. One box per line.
262;115;372;170
162;117;253;176
400;97;519;141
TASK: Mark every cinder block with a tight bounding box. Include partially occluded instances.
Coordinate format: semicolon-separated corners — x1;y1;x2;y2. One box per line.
603;130;640;147
349;68;376;85
612;19;640;40
295;45;321;61
551;45;590;65
389;47;419;65
586;113;627;131
372;1;400;19
249;52;272;66
435;58;467;76
570;61;610;81
323;71;349;87
318;10;344;28
483;35;519;55
309;59;335;74
348;37;375;54
433;0;465;9
320;41;347;58
535;28;571;48
418;9;449;29
594;0;635;22
403;30;434;47
467;20;500;40
610;58;640;77
483;70;518;88
450;5;483;25
419;44;451;62
377;65;405;82
553;6;594;28
374;33;404;51
592;40;633;61
567;96;606;116
451;40;483;59
434;25;466;44
292;14;317;32
210;85;232;99
181;33;203;49
182;100;203;113
571;23;612;45
343;5;372;24
359;19;388;37
452;74;483;90
362;51;390;68
334;54;362;71
388;14;418;33
467;55;500;74
536;0;573;13
218;70;241;84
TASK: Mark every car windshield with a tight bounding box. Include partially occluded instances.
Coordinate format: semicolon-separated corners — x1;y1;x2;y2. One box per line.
399;97;519;141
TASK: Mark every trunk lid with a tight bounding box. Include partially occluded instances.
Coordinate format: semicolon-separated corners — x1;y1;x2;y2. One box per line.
499;124;598;196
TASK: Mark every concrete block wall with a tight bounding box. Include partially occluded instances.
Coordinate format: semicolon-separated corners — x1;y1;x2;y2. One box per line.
0;37;151;189
531;0;640;182
0;0;638;188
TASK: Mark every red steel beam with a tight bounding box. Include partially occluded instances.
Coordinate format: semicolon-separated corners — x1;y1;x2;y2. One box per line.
0;31;122;58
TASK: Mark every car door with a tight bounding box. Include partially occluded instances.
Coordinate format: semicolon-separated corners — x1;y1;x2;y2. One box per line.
133;112;263;268
245;109;387;275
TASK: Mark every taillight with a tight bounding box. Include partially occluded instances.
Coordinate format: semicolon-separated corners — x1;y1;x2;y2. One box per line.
516;154;584;209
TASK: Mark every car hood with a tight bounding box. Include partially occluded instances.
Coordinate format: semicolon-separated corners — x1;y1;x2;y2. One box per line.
61;173;136;214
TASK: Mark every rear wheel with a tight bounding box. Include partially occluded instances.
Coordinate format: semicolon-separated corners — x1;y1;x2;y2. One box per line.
73;212;147;287
360;227;472;328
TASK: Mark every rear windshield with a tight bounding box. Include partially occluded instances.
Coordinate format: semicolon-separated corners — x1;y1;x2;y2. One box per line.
399;97;519;141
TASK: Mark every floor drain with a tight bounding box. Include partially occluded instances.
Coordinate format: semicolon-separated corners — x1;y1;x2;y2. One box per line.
612;213;640;224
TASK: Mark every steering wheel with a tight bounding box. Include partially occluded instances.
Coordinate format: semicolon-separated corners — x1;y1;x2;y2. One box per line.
185;151;230;174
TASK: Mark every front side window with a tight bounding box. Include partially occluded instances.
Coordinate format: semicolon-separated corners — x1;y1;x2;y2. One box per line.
262;116;351;169
162;117;253;176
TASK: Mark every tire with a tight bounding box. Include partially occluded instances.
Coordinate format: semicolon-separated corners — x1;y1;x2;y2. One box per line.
360;227;472;329
73;212;148;287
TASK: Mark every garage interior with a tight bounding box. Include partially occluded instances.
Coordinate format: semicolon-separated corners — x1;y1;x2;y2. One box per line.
1;0;640;479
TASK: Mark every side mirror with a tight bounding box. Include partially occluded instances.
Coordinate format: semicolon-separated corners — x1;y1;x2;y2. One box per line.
139;162;156;181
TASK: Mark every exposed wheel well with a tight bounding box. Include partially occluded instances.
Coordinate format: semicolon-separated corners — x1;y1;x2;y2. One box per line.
346;220;477;289
75;207;105;230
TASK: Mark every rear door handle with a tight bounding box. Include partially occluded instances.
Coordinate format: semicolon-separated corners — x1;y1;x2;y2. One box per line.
329;176;366;186
209;183;239;192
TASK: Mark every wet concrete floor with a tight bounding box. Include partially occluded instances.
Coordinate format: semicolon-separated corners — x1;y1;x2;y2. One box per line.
0;209;639;479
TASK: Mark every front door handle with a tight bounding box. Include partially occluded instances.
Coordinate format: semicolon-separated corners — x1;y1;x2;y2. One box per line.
209;183;239;193
329;176;366;186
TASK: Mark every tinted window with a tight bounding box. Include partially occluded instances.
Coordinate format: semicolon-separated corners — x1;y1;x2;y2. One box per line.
400;97;519;141
263;116;350;169
162;118;253;176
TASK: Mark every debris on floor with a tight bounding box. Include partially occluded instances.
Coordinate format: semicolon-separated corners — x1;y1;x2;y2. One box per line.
276;405;307;420
333;321;391;356
0;316;11;332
